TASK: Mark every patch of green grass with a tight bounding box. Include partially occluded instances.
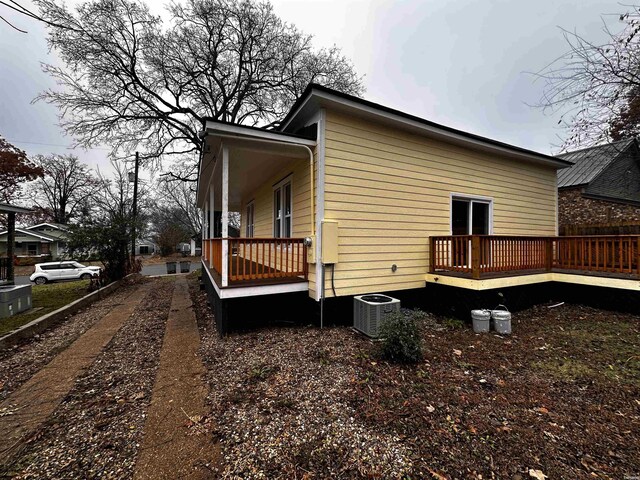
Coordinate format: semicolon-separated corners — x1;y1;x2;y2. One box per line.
533;358;595;381
0;280;91;336
442;317;465;329
535;319;640;385
247;363;278;383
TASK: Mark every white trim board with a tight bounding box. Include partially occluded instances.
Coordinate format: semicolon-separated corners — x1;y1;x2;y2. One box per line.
204;121;316;147
315;109;326;301
425;272;640;291
0;228;55;242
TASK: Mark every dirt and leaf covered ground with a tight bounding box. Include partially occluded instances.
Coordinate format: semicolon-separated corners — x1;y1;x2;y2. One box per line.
0;277;172;479
191;281;640;479
0;274;637;479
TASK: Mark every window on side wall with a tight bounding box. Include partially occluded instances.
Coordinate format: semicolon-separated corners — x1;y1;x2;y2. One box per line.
246;201;255;237
451;196;492;235
273;176;292;238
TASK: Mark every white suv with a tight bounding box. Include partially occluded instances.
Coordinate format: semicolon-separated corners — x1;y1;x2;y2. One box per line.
30;261;102;285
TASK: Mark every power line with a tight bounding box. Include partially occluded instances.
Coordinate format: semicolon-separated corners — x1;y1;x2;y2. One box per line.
7;139;112;151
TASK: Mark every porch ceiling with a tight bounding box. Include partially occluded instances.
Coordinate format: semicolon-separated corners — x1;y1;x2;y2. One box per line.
198;130;314;211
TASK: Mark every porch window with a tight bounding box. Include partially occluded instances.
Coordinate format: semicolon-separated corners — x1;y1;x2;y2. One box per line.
246;201;255;237
273;176;292;238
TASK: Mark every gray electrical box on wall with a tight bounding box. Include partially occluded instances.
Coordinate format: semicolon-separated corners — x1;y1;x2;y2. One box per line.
321;220;339;264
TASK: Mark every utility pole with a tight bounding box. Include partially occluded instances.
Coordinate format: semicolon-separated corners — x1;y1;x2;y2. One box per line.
131;151;139;259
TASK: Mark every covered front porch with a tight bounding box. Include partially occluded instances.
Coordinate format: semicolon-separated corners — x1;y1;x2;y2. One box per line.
197;122;316;298
428;235;640;290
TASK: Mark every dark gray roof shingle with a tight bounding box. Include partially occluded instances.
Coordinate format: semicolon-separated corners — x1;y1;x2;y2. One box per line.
557;138;635;188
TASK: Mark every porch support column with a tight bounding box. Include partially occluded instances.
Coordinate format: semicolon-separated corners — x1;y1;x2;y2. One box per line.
209;186;215;268
7;212;15;285
202;195;208;263
221;145;229;287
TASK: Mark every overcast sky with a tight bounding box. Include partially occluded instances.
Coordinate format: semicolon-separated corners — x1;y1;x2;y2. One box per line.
0;0;622;175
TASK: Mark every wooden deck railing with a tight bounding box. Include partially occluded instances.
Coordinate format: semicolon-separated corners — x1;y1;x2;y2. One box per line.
228;237;307;282
202;237;307;285
430;235;640;279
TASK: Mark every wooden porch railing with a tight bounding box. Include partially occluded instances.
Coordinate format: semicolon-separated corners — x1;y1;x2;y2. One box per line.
430;235;640;279
202;238;223;276
202;237;307;284
228;237;307;282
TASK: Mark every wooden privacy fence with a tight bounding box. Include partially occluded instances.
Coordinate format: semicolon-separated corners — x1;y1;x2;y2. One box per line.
561;221;640;236
203;237;307;283
430;235;640;279
555;236;640;274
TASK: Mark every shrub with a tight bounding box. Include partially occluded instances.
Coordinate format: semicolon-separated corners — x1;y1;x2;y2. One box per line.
378;310;424;363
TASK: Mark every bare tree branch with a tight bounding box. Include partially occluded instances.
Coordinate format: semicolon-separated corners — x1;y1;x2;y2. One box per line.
28;0;364;183
534;6;640;150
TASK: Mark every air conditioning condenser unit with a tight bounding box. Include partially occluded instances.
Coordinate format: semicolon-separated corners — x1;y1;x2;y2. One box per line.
353;294;401;338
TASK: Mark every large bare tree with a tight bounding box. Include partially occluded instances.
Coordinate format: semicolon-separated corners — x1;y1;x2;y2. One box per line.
30;154;99;225
30;0;364;179
537;6;640;150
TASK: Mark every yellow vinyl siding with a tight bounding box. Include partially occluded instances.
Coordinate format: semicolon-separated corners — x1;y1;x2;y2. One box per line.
239;153;317;298
322;110;558;298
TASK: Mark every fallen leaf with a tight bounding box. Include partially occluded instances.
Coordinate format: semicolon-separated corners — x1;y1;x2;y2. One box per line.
536;407;549;414
453;349;462;356
426;405;435;413
529;469;547;480
427;467;448;480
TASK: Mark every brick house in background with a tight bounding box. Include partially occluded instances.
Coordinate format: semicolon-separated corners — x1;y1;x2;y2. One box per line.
557;138;640;233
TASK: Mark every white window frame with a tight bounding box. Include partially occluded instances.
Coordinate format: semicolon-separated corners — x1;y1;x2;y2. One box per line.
273;175;293;238
450;193;494;235
245;201;255;237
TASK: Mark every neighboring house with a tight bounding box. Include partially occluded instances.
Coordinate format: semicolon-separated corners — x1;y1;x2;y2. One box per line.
196;83;640;332
0;223;69;259
135;239;157;256
557;138;640;232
